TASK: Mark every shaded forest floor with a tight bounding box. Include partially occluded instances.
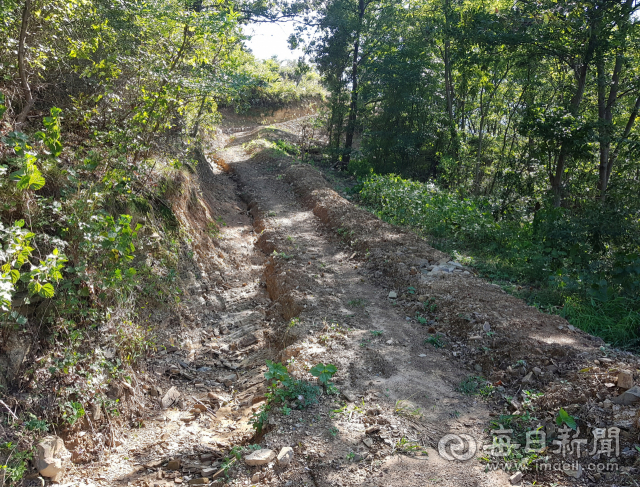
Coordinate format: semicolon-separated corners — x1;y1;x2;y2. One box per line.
42;118;640;487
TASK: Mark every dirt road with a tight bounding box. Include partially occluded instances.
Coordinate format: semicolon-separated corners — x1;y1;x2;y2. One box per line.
65;121;639;487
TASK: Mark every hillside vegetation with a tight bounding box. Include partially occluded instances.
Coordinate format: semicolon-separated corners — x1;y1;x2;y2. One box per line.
0;0;318;481
307;0;640;348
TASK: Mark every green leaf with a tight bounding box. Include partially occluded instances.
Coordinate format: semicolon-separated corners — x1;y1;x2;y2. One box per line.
28;173;46;190
39;283;55;298
556;408;577;430
9;270;20;284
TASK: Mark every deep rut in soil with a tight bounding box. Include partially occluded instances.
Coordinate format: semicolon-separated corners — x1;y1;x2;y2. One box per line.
212;135;515;487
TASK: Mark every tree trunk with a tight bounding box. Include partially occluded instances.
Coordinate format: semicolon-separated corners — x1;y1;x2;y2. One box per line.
550;32;596;207
342;0;365;168
16;0;33;125
601;94;640;198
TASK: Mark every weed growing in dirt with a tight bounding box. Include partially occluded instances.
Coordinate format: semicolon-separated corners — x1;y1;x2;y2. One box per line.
458;376;493;396
221;445;260;476
556;407;577;430
274;139;300;156
310;362;338;391
0;443;32;484
328;426;339;438
22;413;49;432
345;451;356;461
394;399;423;418
348;298;367;307
272;250;293;260
280;406;292;416
251;361;325;432
394;437;427;456
288;317;300;328
336;227;354;237
425;334;445;348
370;330;383;337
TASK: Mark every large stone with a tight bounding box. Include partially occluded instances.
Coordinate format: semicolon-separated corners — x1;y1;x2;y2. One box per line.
509;471;523;485
35;435;71;482
612;385;640;405
245;449;276;466
617;370;634;390
276;447;294;466
342;390;357;402
162;386;181;408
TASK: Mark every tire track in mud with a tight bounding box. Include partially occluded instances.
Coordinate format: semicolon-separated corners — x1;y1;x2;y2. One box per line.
214;136;515;487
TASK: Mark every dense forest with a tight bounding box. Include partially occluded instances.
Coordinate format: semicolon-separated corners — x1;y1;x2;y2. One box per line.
310;0;640;347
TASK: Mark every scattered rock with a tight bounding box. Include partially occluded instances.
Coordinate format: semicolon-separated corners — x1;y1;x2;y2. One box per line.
386;339;393;345
522;372;534;384
388;291;397;299
617;370;634;390
161;386;181;409
365;425;381;435
166;459;181;470
509;471;523;485
612;385;640;405
277;447;294;466
188;478;209;485
363;438;374;448
342;390;357;402
35;435;71;482
148;386;162;397
251;473;261;482
482;322;491;332
563;464;582;479
245;449;276;466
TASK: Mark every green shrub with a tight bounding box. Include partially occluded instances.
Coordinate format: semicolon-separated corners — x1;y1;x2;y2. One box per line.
358;174;640;349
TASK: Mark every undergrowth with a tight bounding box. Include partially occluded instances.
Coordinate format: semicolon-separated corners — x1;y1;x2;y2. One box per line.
0;100;214;481
358;174;640;350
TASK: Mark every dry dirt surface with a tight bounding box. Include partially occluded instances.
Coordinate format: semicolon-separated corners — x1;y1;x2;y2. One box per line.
58;120;639;487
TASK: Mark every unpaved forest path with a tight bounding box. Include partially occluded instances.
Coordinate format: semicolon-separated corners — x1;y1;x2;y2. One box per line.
215;131;511;486
66;118;639;487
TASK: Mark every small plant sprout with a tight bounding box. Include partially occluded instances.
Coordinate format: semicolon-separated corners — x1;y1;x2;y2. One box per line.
310;363;338;390
370;330;383;337
425;334;445;348
556;408;577;430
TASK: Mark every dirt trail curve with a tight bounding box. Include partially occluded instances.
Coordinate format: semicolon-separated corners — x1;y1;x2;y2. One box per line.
65;120;639;487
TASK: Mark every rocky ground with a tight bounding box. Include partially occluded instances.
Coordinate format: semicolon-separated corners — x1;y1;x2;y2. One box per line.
29;119;640;487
